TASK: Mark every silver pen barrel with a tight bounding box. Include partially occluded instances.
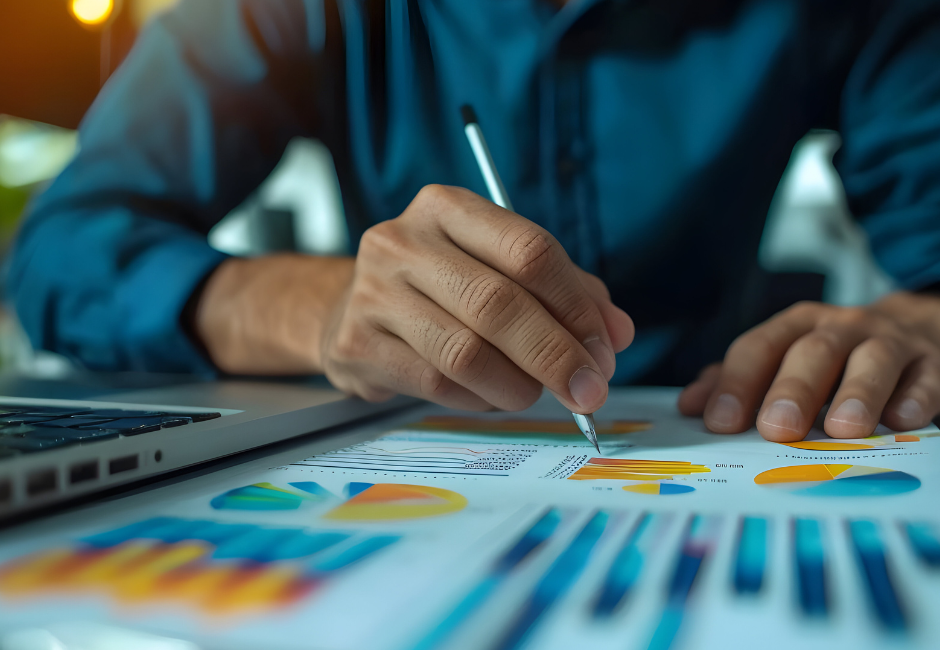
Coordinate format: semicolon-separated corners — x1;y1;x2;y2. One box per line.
460;104;601;454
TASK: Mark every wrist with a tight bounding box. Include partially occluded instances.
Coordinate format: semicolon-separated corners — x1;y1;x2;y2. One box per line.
193;254;355;375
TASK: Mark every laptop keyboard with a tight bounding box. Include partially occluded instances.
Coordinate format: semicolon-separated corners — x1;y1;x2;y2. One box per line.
0;406;221;458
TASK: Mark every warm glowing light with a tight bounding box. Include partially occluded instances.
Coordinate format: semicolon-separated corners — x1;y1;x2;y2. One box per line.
70;0;114;25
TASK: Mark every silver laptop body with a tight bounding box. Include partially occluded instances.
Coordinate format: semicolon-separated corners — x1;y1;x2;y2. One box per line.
0;374;416;520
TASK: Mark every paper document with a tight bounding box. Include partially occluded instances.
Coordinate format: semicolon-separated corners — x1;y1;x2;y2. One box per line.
0;388;938;650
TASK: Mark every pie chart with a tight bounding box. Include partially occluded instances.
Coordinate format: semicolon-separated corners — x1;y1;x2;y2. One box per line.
754;464;920;497
323;483;467;521
623;483;695;495
210;482;332;510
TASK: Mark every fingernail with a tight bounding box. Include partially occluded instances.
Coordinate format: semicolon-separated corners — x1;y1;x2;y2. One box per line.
569;366;608;411
829;398;871;427
896;398;925;424
583;337;616;380
709;393;742;428
760;399;803;432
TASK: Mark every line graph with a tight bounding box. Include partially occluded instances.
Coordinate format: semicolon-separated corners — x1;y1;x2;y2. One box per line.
292;444;534;477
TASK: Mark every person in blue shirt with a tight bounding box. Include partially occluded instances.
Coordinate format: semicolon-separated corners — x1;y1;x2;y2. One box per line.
8;0;940;443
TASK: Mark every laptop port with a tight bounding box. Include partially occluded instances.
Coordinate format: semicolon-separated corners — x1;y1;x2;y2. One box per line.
109;454;139;475
26;468;57;498
69;461;99;485
0;478;11;506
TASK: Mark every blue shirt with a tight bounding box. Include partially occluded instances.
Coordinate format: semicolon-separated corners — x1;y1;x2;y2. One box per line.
9;0;940;384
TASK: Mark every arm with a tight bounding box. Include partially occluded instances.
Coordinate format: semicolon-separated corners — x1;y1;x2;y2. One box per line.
7;0;331;373
679;0;940;440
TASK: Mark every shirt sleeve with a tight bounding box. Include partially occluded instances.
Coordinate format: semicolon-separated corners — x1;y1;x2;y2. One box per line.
7;0;337;373
834;0;940;292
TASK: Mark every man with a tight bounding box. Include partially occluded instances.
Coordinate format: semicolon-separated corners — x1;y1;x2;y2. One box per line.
9;0;940;443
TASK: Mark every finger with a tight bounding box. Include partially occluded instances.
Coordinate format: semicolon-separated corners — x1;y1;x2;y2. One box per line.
703;303;823;433
576;268;635;353
757;325;871;442
418;185;617;378
678;363;722;416
374;287;543;411
824;337;919;438
333;329;494;411
403;241;608;414
881;355;940;431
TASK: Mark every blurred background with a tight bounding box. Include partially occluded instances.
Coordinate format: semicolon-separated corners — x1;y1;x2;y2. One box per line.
0;0;896;378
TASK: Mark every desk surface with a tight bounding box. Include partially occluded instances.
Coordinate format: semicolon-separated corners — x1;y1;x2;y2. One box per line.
0;388;937;650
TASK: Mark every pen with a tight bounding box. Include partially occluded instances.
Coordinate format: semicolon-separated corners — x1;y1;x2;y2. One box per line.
460;104;601;454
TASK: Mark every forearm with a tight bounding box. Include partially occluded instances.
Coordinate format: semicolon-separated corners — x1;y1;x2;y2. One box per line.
193;254;355;375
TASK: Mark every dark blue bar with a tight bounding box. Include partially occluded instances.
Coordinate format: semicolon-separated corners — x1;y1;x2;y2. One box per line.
593;514;651;616
794;518;827;617
734;517;768;594
310;535;400;574
494;511;609;650
905;522;940;566
411;509;561;650
849;520;906;632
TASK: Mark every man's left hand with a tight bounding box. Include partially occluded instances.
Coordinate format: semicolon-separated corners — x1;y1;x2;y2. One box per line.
678;292;940;441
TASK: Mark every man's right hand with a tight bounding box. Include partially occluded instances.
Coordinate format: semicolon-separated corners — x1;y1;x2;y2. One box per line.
194;185;634;412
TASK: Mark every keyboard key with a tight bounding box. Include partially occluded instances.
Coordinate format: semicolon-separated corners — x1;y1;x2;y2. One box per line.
27;427;120;442
20;407;92;416
79;416;192;436
0;414;62;425
84;409;166;418
170;412;222;422
36;417;117;429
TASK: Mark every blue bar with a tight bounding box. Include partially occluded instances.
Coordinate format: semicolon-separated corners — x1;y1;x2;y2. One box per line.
905;522;940;566
81;517;177;548
794;518;827;617
289;481;333;499
494;511;609;650
212;528;300;561
594;514;652;616
494;510;562;575
273;531;350;561
849;520;906;632
310;535;400;574
412;509;561;650
646;516;715;650
734;517;768;594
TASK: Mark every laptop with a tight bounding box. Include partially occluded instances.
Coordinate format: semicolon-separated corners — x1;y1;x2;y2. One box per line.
0;372;417;520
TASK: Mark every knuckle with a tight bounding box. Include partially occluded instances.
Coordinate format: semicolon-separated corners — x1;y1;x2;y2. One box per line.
792;329;842;360
856;336;903;366
330;322;371;363
461;275;526;328
414;184;463;215
419;365;451;400
787;301;821;319
525;331;577;381
439;328;488;381
830;306;868;328
358;220;407;260
729;329;777;364
501;225;564;284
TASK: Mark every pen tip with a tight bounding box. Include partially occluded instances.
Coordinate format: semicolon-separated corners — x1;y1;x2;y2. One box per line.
460;104;478;126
